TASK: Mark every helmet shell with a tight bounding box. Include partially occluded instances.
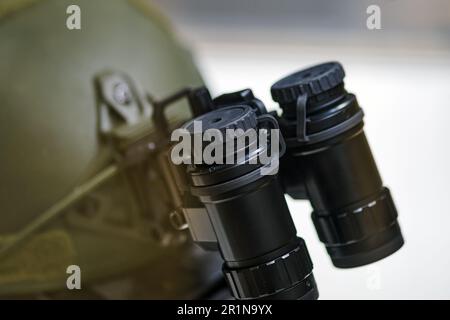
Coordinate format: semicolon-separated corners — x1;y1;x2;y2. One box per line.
0;0;220;296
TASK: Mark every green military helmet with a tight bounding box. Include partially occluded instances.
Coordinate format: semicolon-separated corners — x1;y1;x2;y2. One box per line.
0;0;222;297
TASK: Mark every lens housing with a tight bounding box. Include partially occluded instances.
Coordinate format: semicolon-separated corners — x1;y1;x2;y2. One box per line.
181;104;318;299
271;62;404;268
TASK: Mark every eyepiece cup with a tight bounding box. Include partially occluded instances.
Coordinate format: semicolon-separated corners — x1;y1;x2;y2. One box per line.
312;187;404;268
223;238;318;300
329;223;404;268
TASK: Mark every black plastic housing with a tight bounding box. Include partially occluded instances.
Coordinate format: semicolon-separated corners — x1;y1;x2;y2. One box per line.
182;104;318;299
272;62;404;268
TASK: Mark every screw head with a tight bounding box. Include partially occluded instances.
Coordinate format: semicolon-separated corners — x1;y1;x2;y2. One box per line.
113;82;132;105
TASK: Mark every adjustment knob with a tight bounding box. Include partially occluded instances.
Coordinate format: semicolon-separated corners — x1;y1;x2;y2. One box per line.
271;62;345;105
183;104;258;138
223;238;318;300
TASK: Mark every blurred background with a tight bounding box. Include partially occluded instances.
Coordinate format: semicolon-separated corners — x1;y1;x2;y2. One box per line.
152;0;450;299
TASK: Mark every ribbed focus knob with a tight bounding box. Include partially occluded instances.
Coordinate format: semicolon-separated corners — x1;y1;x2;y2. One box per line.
223;239;315;299
312;188;398;245
271;62;345;105
311;188;404;268
182;105;257;138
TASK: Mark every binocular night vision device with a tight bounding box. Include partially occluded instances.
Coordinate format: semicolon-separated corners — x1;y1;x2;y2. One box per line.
156;62;404;300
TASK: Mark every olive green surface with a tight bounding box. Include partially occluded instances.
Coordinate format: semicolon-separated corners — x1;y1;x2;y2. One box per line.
0;0;221;297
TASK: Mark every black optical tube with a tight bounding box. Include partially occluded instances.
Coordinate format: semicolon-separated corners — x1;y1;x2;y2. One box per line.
182;104;318;299
272;62;404;268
